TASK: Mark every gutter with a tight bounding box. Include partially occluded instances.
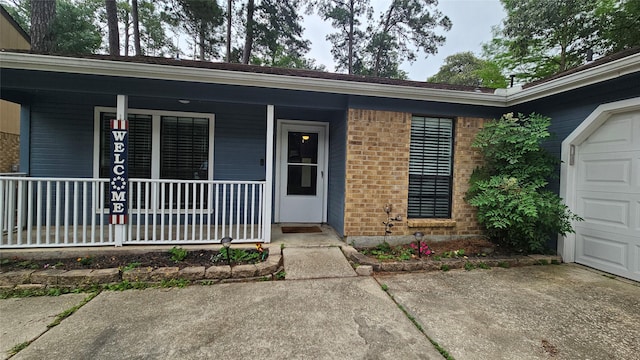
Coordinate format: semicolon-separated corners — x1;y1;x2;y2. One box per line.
0;52;506;107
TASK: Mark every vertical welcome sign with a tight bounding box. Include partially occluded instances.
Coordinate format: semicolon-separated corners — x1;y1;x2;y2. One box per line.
110;118;128;224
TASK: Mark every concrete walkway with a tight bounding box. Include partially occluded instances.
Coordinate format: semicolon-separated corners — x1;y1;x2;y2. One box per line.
273;224;357;280
283;247;357;280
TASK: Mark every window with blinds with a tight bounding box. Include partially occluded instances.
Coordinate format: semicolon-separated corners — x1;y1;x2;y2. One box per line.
408;116;454;218
99;113;152;179
160;116;209;180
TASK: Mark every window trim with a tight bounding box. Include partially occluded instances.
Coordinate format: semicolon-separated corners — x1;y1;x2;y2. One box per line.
93;107;215;180
407;115;455;219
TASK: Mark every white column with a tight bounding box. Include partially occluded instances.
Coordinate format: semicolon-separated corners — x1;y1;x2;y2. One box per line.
115;95;128;246
264;105;274;243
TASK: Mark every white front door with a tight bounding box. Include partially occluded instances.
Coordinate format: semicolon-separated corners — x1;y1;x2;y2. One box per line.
276;121;328;223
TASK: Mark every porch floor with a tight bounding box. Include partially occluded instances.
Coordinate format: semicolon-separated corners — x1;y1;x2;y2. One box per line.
1;224;345;254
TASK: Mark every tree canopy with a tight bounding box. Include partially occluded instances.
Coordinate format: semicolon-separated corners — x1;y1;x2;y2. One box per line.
428;51;507;88
483;0;639;83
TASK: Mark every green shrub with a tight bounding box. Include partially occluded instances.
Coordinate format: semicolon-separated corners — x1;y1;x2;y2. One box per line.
466;113;581;253
169;247;188;263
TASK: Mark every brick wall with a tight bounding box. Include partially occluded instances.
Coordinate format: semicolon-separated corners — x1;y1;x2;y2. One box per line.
0;131;20;173
344;109;486;244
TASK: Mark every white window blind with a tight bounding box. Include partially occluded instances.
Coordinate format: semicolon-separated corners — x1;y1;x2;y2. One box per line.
408;116;454;218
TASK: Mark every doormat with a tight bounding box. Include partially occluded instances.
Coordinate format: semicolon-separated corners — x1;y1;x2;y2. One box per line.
281;226;323;234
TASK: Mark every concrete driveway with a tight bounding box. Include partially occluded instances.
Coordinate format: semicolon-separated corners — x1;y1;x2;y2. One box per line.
8;277;442;360
3;264;638;359
378;264;640;360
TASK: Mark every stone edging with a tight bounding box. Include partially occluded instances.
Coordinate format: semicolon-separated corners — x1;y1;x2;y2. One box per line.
341;246;562;273
0;255;283;290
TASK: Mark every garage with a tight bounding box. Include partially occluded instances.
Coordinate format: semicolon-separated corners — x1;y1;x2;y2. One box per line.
563;99;640;281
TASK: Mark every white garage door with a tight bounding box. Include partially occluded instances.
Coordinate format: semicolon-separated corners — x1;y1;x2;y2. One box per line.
575;111;640;281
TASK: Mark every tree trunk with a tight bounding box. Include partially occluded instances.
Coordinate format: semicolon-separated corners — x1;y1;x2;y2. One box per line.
374;2;396;77
348;0;354;74
132;0;141;55
105;0;120;55
30;0;56;52
199;21;206;60
242;0;255;64
226;0;232;62
124;17;130;56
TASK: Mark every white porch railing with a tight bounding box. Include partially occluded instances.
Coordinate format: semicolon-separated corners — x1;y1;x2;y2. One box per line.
0;176;267;248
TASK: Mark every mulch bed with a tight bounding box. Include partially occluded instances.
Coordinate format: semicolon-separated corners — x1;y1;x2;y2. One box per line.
358;238;516;261
0;249;268;272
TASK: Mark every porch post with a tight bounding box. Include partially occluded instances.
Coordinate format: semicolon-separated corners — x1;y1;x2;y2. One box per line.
264;105;274;243
114;95;128;246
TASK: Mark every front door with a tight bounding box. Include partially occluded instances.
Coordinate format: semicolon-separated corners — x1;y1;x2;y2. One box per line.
277;122;327;223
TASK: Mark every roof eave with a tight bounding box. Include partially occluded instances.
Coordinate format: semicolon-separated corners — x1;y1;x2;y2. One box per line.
505;52;640;106
0;52;507;107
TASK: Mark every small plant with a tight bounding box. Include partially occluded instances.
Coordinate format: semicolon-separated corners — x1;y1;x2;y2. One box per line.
0;258;11;266
275;270;286;280
551;259;561;265
17;260;38;269
441;249;465;258
409;242;433;257
477;262;491;270
440;264;450;272
121;262;141;272
255;243;268;261
228;248;260;263
535;259;550;266
77;257;93;266
169;247;188;263
55;261;65;268
498;261;510;268
160;279;190;288
380;284;389;292
433;255;442;261
464;262;475;271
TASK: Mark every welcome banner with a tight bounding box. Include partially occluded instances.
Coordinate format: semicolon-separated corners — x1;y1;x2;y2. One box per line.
109;118;128;224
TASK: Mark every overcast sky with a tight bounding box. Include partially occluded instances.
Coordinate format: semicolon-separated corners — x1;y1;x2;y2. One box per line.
303;0;506;81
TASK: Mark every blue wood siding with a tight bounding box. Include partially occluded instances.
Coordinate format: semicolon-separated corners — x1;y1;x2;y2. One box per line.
327;111;347;236
512;72;640;195
29;94;95;177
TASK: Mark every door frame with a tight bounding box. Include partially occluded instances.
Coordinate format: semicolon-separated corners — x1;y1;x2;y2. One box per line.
559;97;640;263
274;119;330;223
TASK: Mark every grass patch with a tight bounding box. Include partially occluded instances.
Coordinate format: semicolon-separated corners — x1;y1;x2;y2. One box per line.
535;259;550;266
8;341;31;356
48;292;99;328
464;262;475;271
477;262;491;270
498;261;510;268
378;279;455;360
440;264;450;272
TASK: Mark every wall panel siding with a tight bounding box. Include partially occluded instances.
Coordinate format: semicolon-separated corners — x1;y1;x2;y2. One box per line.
213;105;267;181
327;110;347;236
29;99;94;177
513;72;640;195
